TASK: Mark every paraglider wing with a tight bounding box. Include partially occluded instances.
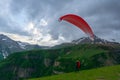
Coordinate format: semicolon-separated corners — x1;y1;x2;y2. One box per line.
59;14;94;40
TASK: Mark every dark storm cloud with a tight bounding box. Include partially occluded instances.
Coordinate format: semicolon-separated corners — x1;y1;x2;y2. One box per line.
71;0;120;42
8;0;74;40
10;0;71;20
0;0;120;46
0;17;9;29
0;16;28;36
85;0;120;30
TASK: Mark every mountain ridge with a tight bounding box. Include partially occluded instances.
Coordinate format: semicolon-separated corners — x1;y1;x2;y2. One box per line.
53;35;120;49
0;34;47;59
0;34;119;59
72;35;119;45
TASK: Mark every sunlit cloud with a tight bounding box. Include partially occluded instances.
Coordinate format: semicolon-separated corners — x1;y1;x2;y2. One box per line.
40;19;48;26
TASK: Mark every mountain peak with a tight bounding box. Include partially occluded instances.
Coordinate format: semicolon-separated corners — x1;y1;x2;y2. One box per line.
0;34;12;41
0;34;44;59
72;35;120;45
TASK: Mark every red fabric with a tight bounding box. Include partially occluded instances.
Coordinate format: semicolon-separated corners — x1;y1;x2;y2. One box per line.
59;14;94;40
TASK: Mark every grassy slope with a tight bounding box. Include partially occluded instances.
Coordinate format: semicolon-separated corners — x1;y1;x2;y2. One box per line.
60;45;106;59
0;44;118;80
54;44;108;72
29;65;120;80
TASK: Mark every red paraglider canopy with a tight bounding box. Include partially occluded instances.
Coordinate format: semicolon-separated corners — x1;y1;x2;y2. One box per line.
59;14;94;40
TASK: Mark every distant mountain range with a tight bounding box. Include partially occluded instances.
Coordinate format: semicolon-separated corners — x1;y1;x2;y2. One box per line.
72;35;120;45
0;34;119;59
53;35;120;49
0;34;47;59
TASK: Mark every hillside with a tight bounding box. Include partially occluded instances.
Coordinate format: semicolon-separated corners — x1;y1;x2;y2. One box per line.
0;44;119;80
29;64;120;80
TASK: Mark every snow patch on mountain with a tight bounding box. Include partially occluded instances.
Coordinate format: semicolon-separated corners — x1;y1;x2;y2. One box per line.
2;50;8;59
17;41;28;49
2;38;7;41
72;35;120;45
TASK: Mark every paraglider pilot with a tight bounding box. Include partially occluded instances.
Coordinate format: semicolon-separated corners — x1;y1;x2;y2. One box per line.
76;60;81;71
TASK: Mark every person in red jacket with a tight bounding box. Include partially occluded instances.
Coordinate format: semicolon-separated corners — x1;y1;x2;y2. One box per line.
76;60;81;71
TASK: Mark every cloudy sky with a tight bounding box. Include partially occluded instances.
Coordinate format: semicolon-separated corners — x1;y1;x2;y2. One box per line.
0;0;120;46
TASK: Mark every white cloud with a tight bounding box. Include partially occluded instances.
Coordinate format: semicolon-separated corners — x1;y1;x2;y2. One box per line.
24;22;34;32
40;19;48;26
